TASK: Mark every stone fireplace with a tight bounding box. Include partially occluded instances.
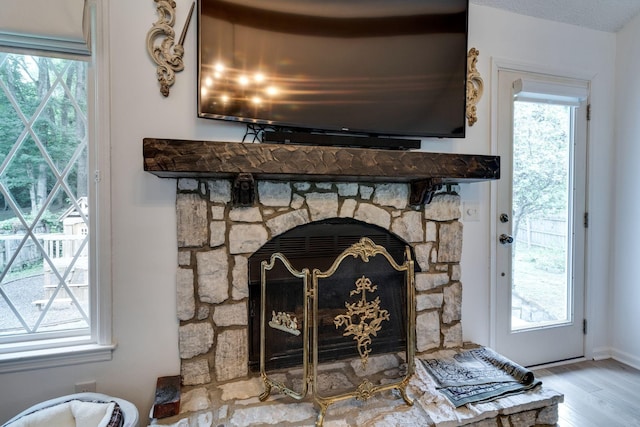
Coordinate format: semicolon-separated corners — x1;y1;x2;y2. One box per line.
142;138;501;388
144;139;565;427
175;179;465;386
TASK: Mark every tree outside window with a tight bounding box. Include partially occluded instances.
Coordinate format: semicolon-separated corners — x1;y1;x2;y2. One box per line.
0;52;90;340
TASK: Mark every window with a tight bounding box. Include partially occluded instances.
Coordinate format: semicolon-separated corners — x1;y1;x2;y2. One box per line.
0;2;113;371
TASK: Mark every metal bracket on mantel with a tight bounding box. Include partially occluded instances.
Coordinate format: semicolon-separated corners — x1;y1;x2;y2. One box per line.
232;173;256;206
410;179;444;205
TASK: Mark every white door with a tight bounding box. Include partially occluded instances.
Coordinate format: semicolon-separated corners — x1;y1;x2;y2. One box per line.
495;69;588;367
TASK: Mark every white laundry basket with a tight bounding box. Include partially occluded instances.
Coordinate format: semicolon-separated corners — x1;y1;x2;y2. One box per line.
2;392;139;427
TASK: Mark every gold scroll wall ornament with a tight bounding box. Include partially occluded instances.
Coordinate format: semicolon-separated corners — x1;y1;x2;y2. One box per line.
466;47;484;126
146;1;195;97
334;276;390;369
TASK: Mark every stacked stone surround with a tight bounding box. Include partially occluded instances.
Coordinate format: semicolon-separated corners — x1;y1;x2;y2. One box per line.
175;177;465;386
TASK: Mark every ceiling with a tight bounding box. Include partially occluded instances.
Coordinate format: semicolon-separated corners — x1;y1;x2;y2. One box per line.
470;0;640;33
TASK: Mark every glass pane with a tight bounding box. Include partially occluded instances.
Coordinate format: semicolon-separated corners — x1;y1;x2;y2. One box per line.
511;100;573;331
0;55;41;121
261;254;307;397
0;89;24;168
0;52;89;340
0;135;44;220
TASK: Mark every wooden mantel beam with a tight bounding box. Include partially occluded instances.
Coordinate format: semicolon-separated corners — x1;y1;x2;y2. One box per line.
142;138;500;204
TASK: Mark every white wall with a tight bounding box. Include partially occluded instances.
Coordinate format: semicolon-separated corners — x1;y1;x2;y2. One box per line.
0;2;619;423
457;5;617;359
611;11;640;369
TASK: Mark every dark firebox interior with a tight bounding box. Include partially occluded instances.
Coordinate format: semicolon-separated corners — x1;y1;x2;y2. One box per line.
248;218;419;371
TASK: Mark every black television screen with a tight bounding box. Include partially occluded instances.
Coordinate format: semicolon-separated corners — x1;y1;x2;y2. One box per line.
197;0;469;140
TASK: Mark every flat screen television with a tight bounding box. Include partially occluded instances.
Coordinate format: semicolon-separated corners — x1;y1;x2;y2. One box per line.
197;0;469;145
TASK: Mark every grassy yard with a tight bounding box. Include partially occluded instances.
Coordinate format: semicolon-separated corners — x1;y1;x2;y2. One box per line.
512;245;569;323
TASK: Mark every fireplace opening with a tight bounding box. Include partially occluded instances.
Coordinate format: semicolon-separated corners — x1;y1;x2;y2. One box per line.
248;218;419;371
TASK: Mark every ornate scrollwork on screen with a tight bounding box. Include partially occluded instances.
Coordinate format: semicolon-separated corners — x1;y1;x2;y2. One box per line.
355;379;375;401
146;1;194;97
466;47;484;126
334;276;390;369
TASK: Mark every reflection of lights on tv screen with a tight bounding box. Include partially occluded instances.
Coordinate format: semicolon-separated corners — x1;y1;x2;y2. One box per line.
198;0;469;139
200;62;284;118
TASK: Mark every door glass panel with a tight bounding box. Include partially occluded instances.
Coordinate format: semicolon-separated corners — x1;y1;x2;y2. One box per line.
511;100;573;331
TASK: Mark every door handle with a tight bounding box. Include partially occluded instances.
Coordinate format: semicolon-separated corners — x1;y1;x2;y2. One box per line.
499;234;514;245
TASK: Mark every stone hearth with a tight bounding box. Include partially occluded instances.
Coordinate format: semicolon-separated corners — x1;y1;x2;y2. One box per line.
150;349;563;427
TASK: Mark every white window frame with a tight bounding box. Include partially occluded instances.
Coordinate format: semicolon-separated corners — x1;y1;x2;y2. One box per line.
0;0;114;373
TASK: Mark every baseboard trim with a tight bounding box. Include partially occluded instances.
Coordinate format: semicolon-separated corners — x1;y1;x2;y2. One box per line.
529;356;587;370
610;348;640;370
590;346;612;361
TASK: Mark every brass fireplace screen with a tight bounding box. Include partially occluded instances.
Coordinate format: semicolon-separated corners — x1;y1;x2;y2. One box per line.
258;237;416;426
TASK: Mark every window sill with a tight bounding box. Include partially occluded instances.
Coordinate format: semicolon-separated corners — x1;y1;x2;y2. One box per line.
0;341;116;374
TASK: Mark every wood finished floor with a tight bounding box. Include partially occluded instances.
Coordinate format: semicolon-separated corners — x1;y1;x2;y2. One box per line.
533;359;640;427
